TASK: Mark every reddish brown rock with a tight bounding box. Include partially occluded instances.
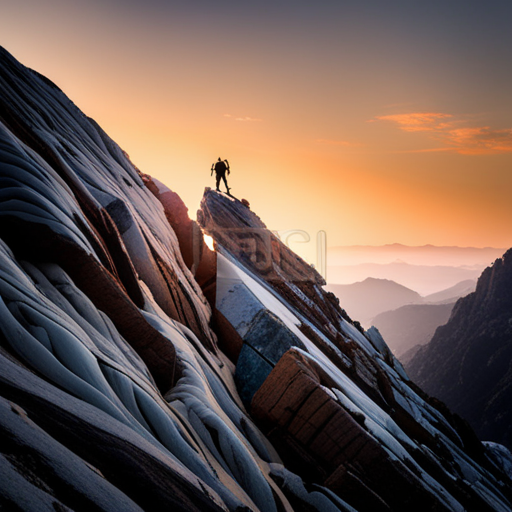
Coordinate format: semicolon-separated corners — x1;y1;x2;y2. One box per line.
3;134;146;311
144;176;217;309
150;247;216;352
210;309;244;363
251;349;454;512
144;177;195;269
193;237;217;307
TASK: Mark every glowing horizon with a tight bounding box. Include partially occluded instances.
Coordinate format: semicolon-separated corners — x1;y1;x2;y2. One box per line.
2;0;512;253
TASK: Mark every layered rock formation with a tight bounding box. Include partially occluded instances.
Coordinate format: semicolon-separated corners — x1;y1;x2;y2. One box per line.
407;249;512;451
0;45;511;511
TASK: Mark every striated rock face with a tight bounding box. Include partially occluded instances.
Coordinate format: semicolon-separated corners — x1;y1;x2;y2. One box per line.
0;46;298;512
407;248;512;450
0;45;511;512
0;48;216;356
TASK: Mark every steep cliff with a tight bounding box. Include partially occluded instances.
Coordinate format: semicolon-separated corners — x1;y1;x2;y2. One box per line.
1;45;511;512
407;248;512;450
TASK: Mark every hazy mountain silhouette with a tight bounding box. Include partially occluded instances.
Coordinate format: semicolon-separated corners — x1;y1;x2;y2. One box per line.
369;279;476;358
328;244;505;267
422;279;477;304
325;278;421;326
327;261;482;295
400;344;424;367
372;302;455;357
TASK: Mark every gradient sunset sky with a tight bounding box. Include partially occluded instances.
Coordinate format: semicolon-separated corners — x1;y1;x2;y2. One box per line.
3;0;512;253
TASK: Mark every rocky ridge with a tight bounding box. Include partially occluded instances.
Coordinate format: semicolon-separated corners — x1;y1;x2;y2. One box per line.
407;248;512;451
0;45;511;511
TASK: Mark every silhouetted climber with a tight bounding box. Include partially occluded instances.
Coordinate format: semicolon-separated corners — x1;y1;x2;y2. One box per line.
211;157;230;194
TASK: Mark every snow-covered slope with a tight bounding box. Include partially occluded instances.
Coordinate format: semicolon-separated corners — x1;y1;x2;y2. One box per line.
1;46;511;511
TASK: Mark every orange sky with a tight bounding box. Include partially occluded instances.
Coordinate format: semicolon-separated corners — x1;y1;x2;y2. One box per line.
3;0;512;258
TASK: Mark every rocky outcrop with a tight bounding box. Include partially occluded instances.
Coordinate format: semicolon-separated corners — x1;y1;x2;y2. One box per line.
144;175;218;314
407;248;512;450
143;175;196;269
198;188;348;347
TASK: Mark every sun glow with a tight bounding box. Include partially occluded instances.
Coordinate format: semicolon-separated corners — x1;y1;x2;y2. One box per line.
203;234;215;251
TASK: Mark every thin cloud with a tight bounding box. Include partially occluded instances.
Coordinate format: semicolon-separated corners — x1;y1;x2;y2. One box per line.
375;112;454;132
397;147;455;154
446;126;512;155
381;101;423;110
223;114;262;122
374;112;512;155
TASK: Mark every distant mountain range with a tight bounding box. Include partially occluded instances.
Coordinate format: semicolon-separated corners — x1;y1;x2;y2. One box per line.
328;244;505;267
326;278;477;358
325;277;476;326
325;278;421;325
406;248;512;450
370;279;477;358
422;279;476;304
327;261;482;296
326;244;502;296
372;302;456;358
